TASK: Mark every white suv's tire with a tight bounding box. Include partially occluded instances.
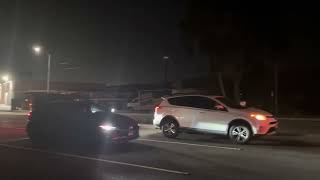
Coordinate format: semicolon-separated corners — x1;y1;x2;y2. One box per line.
162;120;179;138
229;124;252;144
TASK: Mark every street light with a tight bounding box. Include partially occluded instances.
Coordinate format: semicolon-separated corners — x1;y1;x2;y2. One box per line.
33;45;42;55
32;45;51;93
162;56;169;83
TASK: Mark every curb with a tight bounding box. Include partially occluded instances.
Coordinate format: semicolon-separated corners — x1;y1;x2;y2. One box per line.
278;118;320;122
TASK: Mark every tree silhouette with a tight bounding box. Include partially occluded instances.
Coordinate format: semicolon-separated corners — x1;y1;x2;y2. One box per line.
182;1;256;102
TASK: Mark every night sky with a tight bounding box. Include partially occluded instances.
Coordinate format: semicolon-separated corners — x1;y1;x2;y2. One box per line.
0;0;207;84
2;1;320;114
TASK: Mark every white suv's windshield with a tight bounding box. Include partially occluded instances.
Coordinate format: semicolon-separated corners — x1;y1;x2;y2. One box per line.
215;97;247;109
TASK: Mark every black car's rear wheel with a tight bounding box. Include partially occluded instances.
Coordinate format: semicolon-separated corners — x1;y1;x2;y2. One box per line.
27;123;40;144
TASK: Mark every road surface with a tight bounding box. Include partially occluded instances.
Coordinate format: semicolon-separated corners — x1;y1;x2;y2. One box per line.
0;112;320;180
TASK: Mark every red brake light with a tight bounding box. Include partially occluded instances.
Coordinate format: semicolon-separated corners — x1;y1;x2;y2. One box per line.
155;106;160;113
27;112;32;120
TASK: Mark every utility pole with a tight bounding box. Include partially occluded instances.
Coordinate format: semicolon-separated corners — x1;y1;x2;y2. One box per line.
32;45;51;93
274;62;279;115
47;54;51;93
163;56;169;83
218;72;226;97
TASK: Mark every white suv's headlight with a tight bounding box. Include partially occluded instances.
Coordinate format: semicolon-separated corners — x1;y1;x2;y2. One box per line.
99;125;116;131
250;114;267;121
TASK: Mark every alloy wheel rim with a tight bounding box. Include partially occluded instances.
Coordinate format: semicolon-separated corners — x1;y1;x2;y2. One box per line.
231;126;249;142
163;123;177;135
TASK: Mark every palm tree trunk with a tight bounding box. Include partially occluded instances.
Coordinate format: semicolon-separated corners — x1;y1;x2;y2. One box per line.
217;72;226;97
233;79;241;104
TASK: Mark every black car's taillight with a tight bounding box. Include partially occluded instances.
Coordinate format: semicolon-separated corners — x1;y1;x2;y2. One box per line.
27;111;32;120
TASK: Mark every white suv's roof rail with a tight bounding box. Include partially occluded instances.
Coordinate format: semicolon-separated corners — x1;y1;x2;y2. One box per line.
162;94;224;99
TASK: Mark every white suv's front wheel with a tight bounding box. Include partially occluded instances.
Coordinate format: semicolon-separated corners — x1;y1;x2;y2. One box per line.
162;120;179;138
229;124;252;144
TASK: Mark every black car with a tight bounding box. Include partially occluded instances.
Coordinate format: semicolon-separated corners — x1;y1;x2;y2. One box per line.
26;101;139;145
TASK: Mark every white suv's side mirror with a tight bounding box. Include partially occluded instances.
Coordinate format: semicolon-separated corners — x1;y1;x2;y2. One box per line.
214;104;227;111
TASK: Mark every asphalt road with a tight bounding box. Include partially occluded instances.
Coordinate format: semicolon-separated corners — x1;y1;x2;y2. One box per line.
0;112;320;180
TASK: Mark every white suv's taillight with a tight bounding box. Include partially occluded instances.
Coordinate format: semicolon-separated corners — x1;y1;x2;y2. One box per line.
155;106;160;113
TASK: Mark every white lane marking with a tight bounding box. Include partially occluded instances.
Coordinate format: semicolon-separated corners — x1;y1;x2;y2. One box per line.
0;143;190;175
0;127;25;130
0;112;27;115
0;137;29;143
138;138;241;151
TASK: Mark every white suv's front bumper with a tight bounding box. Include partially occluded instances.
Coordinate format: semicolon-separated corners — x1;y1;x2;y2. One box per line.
255;117;278;135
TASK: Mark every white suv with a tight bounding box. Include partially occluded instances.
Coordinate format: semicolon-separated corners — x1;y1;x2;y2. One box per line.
153;95;278;144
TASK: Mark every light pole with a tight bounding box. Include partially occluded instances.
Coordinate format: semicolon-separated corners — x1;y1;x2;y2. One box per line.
163;56;169;83
47;54;51;93
274;62;278;116
32;45;51;93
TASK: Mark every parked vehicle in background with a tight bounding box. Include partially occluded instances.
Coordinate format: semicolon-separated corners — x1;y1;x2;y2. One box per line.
153;95;278;144
127;97;162;111
27;100;139;145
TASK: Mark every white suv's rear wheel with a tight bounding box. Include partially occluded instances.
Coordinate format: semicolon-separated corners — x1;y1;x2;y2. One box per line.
162;120;179;138
229;124;252;144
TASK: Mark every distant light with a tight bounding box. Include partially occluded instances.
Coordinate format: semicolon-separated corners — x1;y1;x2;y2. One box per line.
33;45;42;55
2;75;9;82
163;56;169;60
99;125;116;131
111;108;116;113
240;101;247;107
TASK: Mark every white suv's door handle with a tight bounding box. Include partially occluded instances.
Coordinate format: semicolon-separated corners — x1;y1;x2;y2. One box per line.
199;112;206;114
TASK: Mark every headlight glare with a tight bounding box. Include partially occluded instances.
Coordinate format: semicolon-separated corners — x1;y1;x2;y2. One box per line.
250;114;267;121
99;125;116;131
